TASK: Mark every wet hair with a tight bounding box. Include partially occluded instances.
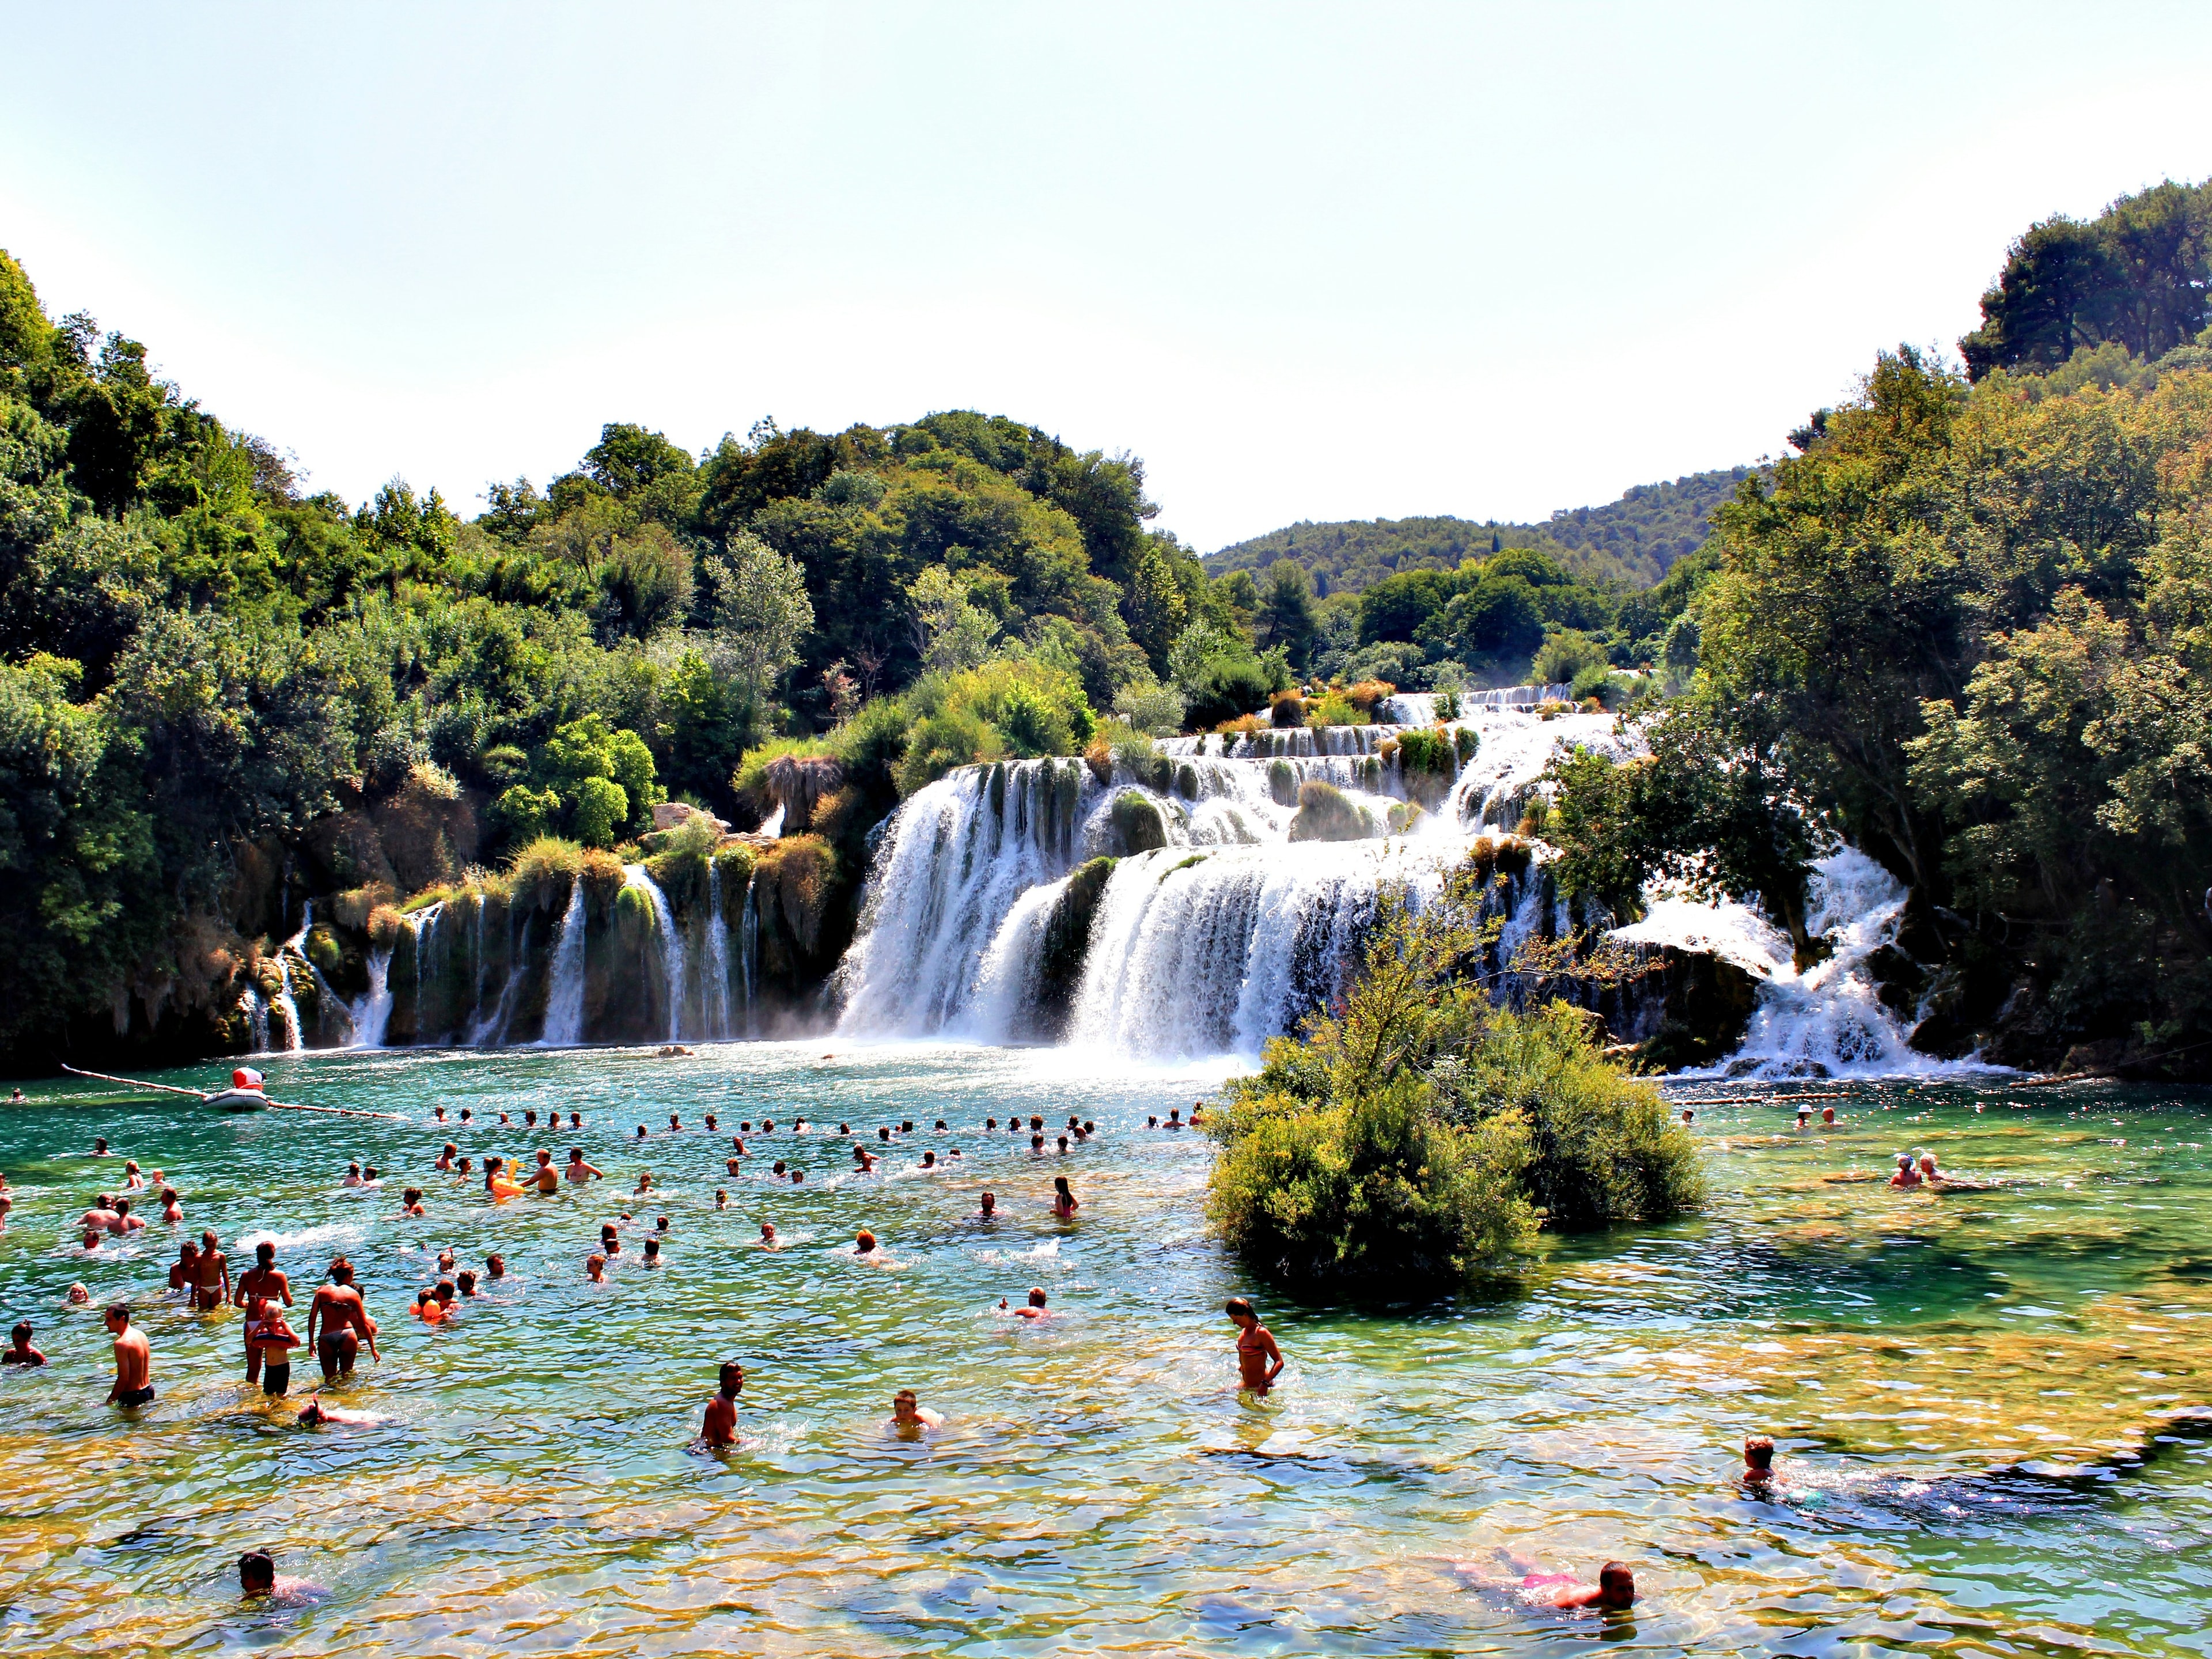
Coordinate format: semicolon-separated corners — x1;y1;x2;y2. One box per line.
569;1148;583;1160
636;1125;647;1138
456;1270;477;1292
895;1388;917;1407
838;1123;849;1134
986;1118;998;1129
601;1224;619;1240
1054;1176;1071;1194
402;1187;423;1205
1029;1116;1043;1130
855;1230;877;1253
1031;1134;1044;1150
642;1238;660;1259
1744;1435;1775;1469
12;1321;31;1341
1056;1136;1069;1151
238;1550;275;1589
328;1257;354;1283
900;1120;914;1133
106;1301;130;1323
586;1253;606;1272
1598;1561;1634;1599
934;1119;947;1130
1028;1286;1047;1305
1224;1297;1255;1320
435;1278;455;1296
256;1240;275;1261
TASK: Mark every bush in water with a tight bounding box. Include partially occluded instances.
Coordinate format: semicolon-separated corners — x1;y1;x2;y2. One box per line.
1286;779;1368;843
1205;868;1703;1289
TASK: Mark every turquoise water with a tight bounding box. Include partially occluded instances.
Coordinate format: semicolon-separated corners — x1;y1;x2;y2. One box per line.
2;1046;2207;1656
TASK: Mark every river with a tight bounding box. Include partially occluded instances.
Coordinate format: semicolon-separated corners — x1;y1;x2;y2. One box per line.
2;1045;2207;1655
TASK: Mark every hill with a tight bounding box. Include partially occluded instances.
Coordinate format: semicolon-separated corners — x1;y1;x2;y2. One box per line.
1207;465;1755;593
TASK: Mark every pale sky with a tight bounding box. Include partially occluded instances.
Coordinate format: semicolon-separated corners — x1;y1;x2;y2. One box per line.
3;3;2209;553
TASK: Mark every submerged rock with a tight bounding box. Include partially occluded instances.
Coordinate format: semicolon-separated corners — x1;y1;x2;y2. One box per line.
1111;791;1169;855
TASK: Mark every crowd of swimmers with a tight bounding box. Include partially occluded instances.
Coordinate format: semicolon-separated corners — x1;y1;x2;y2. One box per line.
0;1093;1886;1619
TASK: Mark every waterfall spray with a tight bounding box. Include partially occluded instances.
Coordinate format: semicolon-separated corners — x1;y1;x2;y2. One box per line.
540;880;588;1046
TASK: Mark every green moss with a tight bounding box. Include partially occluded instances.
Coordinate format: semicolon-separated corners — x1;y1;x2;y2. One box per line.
1267;758;1297;807
1287;780;1369;843
1034;856;1118;1034
1111;790;1169;854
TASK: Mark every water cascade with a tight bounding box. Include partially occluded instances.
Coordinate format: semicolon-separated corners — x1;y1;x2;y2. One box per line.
269;904;313;1052
539;881;589;1046
836;698;1955;1073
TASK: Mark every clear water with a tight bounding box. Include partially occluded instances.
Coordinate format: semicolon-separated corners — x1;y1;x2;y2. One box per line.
3;1049;2208;1656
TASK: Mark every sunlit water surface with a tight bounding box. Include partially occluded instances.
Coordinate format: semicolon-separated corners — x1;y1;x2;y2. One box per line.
2;1045;2208;1657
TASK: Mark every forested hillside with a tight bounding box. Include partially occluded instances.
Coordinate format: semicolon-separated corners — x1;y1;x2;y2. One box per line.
1207;465;1752;593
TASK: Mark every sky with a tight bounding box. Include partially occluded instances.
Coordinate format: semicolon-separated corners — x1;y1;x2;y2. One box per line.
3;3;2210;554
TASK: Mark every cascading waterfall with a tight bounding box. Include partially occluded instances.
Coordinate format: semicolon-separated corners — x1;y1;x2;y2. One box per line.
270;904;313;1052
539;880;588;1046
705;861;734;1040
624;865;688;1042
353;946;395;1049
836;695;1973;1073
242;984;271;1052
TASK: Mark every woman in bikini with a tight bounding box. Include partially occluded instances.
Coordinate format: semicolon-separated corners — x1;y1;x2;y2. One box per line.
1051;1176;1079;1219
1226;1297;1283;1394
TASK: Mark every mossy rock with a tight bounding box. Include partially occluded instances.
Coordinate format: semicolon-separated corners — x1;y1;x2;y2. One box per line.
1386;801;1425;834
1111;791;1169;855
1174;762;1200;800
1267;758;1298;807
1286;780;1370;843
1033;856;1118;1036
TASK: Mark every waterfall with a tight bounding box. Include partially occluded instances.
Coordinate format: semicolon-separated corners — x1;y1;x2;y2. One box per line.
242;984;270;1052
705;861;735;1039
466;904;529;1047
540;880;588;1046
740;871;759;1033
352;946;395;1048
624;864;687;1041
270;903;313;1052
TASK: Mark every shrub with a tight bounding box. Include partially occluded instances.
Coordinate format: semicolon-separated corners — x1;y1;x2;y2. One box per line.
896;705;1003;796
1213;713;1267;739
1532;628;1610;687
570;775;628;849
1307;689;1362;726
1268;689;1308;729
1113;674;1184;736
1286;779;1369;842
1205;870;1702;1291
493;784;560;844
1344;679;1396;715
1432;690;1461;721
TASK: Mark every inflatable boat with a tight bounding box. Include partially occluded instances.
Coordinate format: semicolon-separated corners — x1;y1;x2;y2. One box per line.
202;1067;270;1111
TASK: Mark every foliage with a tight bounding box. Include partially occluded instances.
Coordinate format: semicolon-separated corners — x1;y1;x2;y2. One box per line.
1206;876;1703;1289
1960;178;2210;378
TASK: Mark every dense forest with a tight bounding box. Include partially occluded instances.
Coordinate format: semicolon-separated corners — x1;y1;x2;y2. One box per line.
1207;466;1753;593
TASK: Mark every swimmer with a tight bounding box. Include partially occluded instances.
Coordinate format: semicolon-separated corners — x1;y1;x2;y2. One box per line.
1681;1109;1694;1126
704;1115;717;1132
1146;1115;1157;1128
1889;1154;1922;1189
408;1289;438;1322
107;1197;146;1234
935;1119;948;1132
854;1229;877;1256
1517;1561;1636;1611
433;1107;447;1123
169;1240;201;1292
791;1169;805;1184
530;1150;560;1194
1031;1134;1044;1153
456;1270;479;1297
93;1136;110;1157
890;1388;944;1432
837;1123;849;1135
1013;1286;1050;1320
669;1114;682;1132
435;1143;458;1172
237;1550;327;1605
193;1230;232;1311
1227;1297;1283;1394
1052;1176;1079;1218
398;1187;425;1217
656;1215;671;1234
160;1188;183;1224
498;1112;510;1126
986;1118;998;1130
486;1253;506;1281
565;1149;603;1184
5;1320;46;1365
978;1191;995;1219
456;1157;473;1176
1028;1116;1043;1132
878;1127;892;1143
437;1247;457;1274
600;1224;622;1257
307;1257;378;1378
634;1172;654;1195
919;1151;937;1170
1055;1135;1070;1154
727;1157;744;1179
459;1108;473;1124
105;1302;153;1407
586;1254;607;1282
569;1112;582;1129
1743;1434;1777;1491
715;1189;729;1209
294;1393;374;1427
759;1222;778;1248
636;1125;648;1141
1166;1108;1182;1130
80;1226;101;1252
1083;1119;1097;1135
433;1279;457;1316
486;1157;527;1199
236;1242;293;1382
1796;1107;1812;1130
1188;1104;1203;1125
248;1296;300;1396
702;1361;744;1446
741;1122;753;1133
793;1119;808;1134
1917;1152;1942;1184
900;1120;913;1134
0;1192;8;1229
771;1161;787;1179
731;1137;748;1156
122;1159;146;1190
524;1110;538;1127
642;1238;662;1267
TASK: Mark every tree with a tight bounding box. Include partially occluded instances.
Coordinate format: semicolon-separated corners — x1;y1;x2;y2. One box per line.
905;565;999;675
1255;558;1320;671
700;531;815;714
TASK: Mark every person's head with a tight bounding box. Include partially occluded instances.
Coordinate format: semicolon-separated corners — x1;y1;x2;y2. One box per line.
980;1191;995;1215
718;1361;744;1397
670;1114;681;1128
525;1110;537;1124
1054;1176;1071;1196
1147;1115;1157;1128
67;1283;89;1304
457;1270;478;1294
637;1125;647;1139
347;1161;361;1176
601;1224;619;1244
1918;1152;1938;1175
772;1160;786;1176
255;1240;275;1266
434;1106;446;1120
434;1279;456;1304
1084;1120;1096;1135
643;1238;660;1261
935;1119;948;1131
329;1257;354;1285
104;1301;130;1333
457;1157;472;1173
893;1387;921;1422
878;1126;891;1142
1168;1108;1181;1122
921;1151;935;1167
180;1238;199;1259
586;1253;606;1279
1744;1435;1775;1471
10;1321;31;1349
1225;1296;1256;1327
855;1229;877;1255
537;1150;552;1166
900;1120;914;1134
443;1143;458;1158
1821;1107;1836;1123
437;1247;457;1270
82;1228;100;1249
1031;1134;1044;1150
1597;1562;1635;1609
791;1169;805;1184
238;1551;275;1594
716;1188;729;1206
570;1112;581;1126
1028;1286;1047;1308
1896;1154;1914;1171
459;1108;472;1122
760;1222;776;1242
94;1137;109;1154
113;1197;131;1216
1681;1109;1694;1124
1028;1116;1042;1131
201;1230;219;1252
403;1187;423;1206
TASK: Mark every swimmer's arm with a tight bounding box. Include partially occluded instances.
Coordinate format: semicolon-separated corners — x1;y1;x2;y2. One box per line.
305;1299;321;1347
1261;1330;1285;1381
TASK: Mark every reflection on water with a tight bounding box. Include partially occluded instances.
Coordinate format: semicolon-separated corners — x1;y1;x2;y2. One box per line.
1;1048;2208;1656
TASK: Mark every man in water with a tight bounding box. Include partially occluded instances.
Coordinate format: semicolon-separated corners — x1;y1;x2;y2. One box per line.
530;1150;560;1194
978;1191;995;1219
855;1229;878;1256
106;1196;146;1235
5;1320;44;1365
891;1388;944;1432
759;1222;778;1248
194;1230;232;1311
93;1136;110;1156
1888;1154;1922;1188
1917;1152;1943;1184
486;1252;507;1282
565;1149;603;1184
1518;1562;1636;1611
105;1303;153;1407
1227;1297;1283;1394
237;1550;327;1605
586;1253;607;1282
702;1361;744;1446
236;1241;294;1382
307;1256;379;1380
1742;1435;1777;1493
1821;1107;1838;1126
1013;1287;1050;1320
397;1188;425;1217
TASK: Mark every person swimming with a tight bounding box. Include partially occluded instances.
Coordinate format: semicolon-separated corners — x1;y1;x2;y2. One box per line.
1227;1297;1283;1394
586;1253;607;1282
399;1188;425;1216
600;1224;622;1256
1052;1176;1078;1218
566;1149;603;1184
854;1229;878;1256
237;1550;328;1605
642;1238;662;1267
1743;1434;1777;1491
635;1172;654;1195
978;1191;995;1218
1889;1154;1922;1188
759;1222;778;1248
919;1151;937;1170
890;1388;944;1432
702;1361;744;1446
1012;1286;1050;1320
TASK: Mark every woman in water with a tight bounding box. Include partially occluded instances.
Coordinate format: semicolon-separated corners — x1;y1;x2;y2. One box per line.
1052;1176;1079;1219
1226;1297;1283;1394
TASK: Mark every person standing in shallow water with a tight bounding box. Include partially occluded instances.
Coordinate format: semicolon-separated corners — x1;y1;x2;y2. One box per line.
105;1303;153;1406
1227;1297;1283;1394
702;1361;744;1446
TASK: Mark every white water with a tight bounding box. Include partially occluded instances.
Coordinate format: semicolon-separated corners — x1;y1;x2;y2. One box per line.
839;696;1969;1074
705;861;734;1040
624;864;687;1042
539;881;588;1046
352;945;395;1048
270;903;313;1052
241;984;270;1052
